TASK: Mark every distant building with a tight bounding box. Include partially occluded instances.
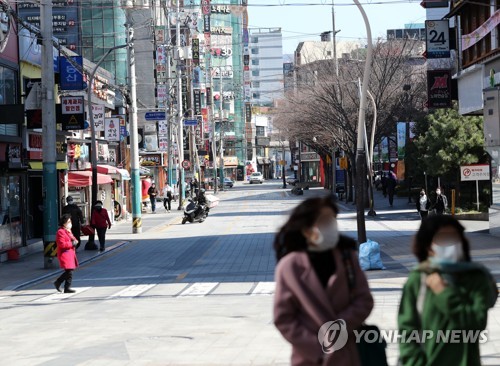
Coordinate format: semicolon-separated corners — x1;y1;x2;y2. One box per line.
294;37;360;66
249;28;284;106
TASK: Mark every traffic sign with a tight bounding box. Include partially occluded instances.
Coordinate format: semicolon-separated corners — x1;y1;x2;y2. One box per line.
145;111;166;121
181;160;192;170
184;119;198;126
460;164;490;181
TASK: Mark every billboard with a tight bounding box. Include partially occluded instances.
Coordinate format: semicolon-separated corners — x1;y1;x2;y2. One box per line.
427;70;452;108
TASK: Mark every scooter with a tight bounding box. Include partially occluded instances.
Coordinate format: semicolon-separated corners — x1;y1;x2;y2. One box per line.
181;199;209;224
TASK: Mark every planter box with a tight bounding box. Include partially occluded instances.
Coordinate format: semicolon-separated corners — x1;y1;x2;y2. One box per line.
454;212;489;221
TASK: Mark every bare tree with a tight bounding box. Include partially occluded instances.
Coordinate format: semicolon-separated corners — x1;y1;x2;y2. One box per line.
274;37;427;199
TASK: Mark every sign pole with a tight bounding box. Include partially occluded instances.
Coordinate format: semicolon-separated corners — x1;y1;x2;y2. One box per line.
476;179;480;212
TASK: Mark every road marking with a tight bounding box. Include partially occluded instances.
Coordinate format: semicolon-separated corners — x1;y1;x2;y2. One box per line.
250;282;275;296
34;287;91;302
108;284;156;298
178;282;218;297
78;275;160;281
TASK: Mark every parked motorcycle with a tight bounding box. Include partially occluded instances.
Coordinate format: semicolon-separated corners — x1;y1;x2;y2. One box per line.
181;199;209;224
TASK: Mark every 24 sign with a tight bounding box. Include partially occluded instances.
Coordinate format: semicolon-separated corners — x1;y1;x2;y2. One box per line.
425;20;450;59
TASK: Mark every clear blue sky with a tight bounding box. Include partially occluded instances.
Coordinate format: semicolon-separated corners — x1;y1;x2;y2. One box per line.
247;0;426;55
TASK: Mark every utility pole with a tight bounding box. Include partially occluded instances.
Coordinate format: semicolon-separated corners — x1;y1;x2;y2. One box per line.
125;14;142;233
331;0;340;198
219;72;224;191
41;0;58;268
165;9;174;187
176;0;185;210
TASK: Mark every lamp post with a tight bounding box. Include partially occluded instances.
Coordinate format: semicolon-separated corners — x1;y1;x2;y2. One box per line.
353;0;373;243
87;44;128;208
367;89;377;216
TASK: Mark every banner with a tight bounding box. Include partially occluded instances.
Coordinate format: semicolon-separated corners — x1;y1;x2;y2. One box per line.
427;70;451;109
104;117;120;142
397;122;406;160
462;9;500;51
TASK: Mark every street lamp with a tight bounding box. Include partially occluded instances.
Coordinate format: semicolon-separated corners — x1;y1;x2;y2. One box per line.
353;0;373;244
87;44;128;208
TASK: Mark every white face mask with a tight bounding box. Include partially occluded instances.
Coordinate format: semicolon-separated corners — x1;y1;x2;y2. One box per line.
308;221;340;252
65;222;72;230
436;190;441;195
431;242;463;263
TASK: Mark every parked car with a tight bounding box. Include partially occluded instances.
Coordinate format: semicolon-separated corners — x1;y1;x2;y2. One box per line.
222;177;234;188
286;175;299;185
249;172;264;184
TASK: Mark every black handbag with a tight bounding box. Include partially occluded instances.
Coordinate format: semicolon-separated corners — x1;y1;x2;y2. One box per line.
342;249;388;366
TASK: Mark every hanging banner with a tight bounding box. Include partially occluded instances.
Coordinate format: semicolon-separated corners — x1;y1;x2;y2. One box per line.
206;86;212;106
397;122;406;160
92;104;105;131
462;9;500;51
104;117;120;142
204;14;210;33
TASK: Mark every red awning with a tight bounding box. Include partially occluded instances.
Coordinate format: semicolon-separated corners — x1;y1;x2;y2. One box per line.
86;164;119;174
68;171;113;187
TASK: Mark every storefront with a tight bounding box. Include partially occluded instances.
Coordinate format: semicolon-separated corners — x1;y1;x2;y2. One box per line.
299;151;323;187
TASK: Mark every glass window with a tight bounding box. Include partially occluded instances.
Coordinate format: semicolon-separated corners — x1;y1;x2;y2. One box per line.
251;48;259;55
252;70;259;77
0;66;16;105
251;59;259;66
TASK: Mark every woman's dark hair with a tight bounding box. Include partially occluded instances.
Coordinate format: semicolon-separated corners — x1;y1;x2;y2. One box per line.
274;196;339;262
413;215;471;262
59;213;72;227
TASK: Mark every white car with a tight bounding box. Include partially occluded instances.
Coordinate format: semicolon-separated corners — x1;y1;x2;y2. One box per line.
249;172;264;184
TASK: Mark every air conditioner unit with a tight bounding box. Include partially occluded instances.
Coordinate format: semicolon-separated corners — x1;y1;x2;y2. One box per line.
144;135;158;151
144;123;157;133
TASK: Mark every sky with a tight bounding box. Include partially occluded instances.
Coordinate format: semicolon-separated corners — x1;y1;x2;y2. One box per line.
247;0;427;56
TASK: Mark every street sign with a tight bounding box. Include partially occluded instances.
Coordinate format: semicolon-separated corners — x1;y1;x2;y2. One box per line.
59;56;84;90
145;111;166;121
460;164;490;181
184;119;198;126
181;160;191;170
60;96;85;130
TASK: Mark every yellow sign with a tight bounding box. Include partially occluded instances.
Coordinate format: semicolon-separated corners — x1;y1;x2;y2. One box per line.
340;157;348;170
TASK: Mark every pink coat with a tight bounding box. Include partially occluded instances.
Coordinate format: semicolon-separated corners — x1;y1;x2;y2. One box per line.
56;227;79;270
274;248;374;366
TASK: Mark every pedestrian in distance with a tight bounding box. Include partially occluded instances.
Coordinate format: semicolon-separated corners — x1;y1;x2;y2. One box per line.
163;183;173;212
387;171;397;207
90;200;112;252
433;187;448;215
62;196;84;249
381;173;388;198
54;214;79;293
398;215;497;366
148;182;159;213
416;189;431;221
273;196;374;366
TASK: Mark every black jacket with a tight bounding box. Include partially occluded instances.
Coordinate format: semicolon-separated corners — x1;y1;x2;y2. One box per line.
62;203;84;229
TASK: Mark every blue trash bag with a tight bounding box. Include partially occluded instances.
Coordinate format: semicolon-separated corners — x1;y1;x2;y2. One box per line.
358;239;386;270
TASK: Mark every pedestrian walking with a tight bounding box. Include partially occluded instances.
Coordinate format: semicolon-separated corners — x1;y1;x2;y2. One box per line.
381;173;388;197
90;200;112;252
148;182;159;213
416;189;431;221
163;183;173;212
398;215;497;366
387;171;397;207
433;187;448;215
61;196;84;249
273;196;374;366
54;214;79;293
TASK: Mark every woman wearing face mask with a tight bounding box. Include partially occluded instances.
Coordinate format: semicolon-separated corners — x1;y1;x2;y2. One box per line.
398;215;498;366
91;200;112;252
54;214;79;293
273;196;374;366
416;189;431;221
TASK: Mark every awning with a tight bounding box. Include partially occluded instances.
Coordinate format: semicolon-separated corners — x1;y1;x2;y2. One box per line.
68;171;113;187
29;161;69;170
86;164;119;174
117;168;131;180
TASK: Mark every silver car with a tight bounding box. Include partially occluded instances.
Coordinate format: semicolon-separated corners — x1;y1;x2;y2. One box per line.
249;172;264;184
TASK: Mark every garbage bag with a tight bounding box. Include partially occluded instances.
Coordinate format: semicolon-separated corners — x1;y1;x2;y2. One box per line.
359;239;386;270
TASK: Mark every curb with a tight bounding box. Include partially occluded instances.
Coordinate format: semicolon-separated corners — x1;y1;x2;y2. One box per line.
5;240;130;291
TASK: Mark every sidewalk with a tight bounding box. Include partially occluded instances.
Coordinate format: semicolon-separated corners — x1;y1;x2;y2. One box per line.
0;206;183;291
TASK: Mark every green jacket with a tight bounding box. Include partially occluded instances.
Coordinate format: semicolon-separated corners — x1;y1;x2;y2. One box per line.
398;262;497;366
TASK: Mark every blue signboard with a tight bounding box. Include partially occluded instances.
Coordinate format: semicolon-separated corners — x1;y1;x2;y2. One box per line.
60;56;84;90
145;112;166;120
184;119;198;126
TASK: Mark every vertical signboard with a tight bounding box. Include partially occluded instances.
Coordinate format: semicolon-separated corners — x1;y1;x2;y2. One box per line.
194;89;202;115
60;56;84;90
427;69;452;108
104;117;121;142
192;38;200;66
397;122;406;160
425;20;450;59
92;104;105;131
61;96;84;130
245;103;252;123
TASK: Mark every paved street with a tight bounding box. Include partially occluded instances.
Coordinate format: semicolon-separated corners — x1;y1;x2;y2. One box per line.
0;181;499;365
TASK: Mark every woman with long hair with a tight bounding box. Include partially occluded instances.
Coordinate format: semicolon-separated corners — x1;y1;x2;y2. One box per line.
398;215;498;365
273;196;373;365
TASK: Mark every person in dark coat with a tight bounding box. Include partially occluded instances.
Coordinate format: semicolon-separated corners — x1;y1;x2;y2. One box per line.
433;187;448;215
387;171;397;207
54;214;79;293
148;182;159;213
381;173;388;197
91;200;112;252
62;196;84;249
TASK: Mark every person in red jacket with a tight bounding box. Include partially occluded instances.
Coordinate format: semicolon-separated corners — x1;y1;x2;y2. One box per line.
91;200;112;252
54;214;79;293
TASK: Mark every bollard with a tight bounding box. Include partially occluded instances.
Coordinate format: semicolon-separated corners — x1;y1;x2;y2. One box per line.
451;189;456;216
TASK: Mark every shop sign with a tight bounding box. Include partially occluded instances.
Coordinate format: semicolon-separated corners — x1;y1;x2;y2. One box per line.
61;96;84;130
92;104;105;131
104;117;120;142
427;69;451;108
141;154;161;166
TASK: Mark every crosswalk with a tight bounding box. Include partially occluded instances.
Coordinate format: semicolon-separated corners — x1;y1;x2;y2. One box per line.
0;281;276;304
